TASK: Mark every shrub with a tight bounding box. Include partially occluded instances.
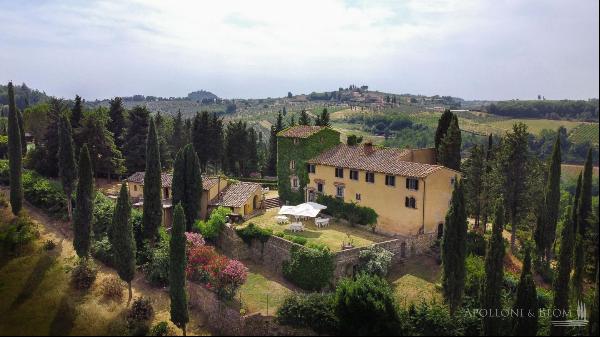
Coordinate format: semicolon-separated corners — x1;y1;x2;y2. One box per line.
127;297;154;335
277;293;338;334
464;254;485;301
274;231;285;238
235;222;272;244
306;242;328;251
143;236;170;287
214;259;248;299
21;170;67;218
466;230;486;256
358;245;393;277
283;246;334;291
0;215;40;254
184;232;205;250
71;259;98;290
196;206;231;240
537;287;553;308
91;235;114;266
150;321;172;336
92;192;116;238
317;194;377;227
335;273;401;336
284;235;307;246
43;239;56;251
400;301;482;336
101;276;125;301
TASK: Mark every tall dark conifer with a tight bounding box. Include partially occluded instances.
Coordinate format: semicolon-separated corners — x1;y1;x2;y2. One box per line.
123;106;150;173
435;109;454;151
171;110;185;161
513;246;538;336
143;119;163;242
438;115;461;171
169;204;189;336
71;95;84;130
573;148;593;299
539;136;561;262
482;202;505;335
108;97;126;149
463;144;484;229
58;114;77;220
7;82;23;215
172;144;202;231
16;108;26;155
298;109;311;126
441;178;467;315
111;182;136;305
74;144;94;259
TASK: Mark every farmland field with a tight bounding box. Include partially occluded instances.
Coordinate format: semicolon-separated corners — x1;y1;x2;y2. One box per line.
569;123;600;145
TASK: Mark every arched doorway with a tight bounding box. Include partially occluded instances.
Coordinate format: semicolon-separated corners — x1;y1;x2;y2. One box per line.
253;195;259;210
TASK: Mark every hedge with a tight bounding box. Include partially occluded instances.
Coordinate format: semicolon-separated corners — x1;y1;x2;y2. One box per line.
276;293;338;334
235;222;272;244
317;194;377;227
283;245;334;291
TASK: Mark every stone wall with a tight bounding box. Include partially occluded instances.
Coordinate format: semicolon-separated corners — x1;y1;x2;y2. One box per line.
187;282;315;336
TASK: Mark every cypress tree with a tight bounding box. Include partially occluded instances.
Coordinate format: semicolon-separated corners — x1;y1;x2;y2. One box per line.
482;202;505;336
111;182;136;305
71;94;83;130
573;148;593;299
513;246;538;336
463;144;485;229
73;144;94;259
298;109;310;126
590;259;599;336
172;144;202;231
7;82;23;215
42;98;64;176
441;178;468;315
171;110;185;161
480;134;494;232
58;114;77;220
192;111;210;171
108;97;126;149
438;114;462;171
537;135;561;263
143;118;163;242
123;106;150;173
169;204;189;336
17;108;27;155
435;109;454;151
550;174;580;336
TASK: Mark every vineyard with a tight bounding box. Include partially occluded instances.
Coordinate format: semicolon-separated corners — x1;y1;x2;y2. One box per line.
569;123;600;145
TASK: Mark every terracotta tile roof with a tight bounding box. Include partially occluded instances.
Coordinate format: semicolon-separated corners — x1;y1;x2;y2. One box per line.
210;182;262;208
277;125;326;138
126;172;173;188
307;144;445;178
127;172;219;191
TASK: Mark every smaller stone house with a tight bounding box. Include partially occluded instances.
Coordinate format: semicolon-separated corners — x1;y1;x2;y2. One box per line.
209;182;264;218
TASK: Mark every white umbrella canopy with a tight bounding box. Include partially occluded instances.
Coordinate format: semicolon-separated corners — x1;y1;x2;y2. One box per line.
278;205;298;216
304;201;327;210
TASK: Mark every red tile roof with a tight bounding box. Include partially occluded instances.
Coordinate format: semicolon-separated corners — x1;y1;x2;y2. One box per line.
277;125;327;138
127;172;219;191
307;144;445;178
210;182;262;208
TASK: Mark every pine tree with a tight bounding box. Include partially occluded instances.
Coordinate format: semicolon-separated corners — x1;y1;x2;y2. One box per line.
143;118;163;242
573;148;593;299
169;204;189;336
298;109;311;126
550;174;580;336
123;106;150;173
172;144;202;231
111;182;136;304
482;202;505;335
435;109;454;151
441;178;468;315
79;112;125;179
463;144;484;229
438;114;461;171
7;82;23;215
16;108;27;155
513;246;538;336
71;95;84;130
58;114;77;220
108;97;126;149
74;144;94;259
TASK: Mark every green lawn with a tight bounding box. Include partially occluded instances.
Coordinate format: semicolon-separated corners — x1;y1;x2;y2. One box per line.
387;256;442;307
243;209;389;252
237;261;294;315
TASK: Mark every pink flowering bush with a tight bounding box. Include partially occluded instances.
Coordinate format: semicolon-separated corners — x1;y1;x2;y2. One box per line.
186;245;248;300
185;232;205;250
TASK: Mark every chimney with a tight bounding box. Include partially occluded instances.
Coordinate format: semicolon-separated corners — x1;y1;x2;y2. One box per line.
364;142;375;155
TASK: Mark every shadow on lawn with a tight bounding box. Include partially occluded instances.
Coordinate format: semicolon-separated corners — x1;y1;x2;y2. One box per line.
9;250;59;310
48;293;77;336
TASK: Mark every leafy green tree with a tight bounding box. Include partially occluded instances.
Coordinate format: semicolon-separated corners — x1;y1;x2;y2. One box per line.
123;106;150;173
463;144;485;228
74;144;94;259
573;148;593;299
551;175;580;336
441;179;468;315
298;109;311;126
143;119;163;242
79;111;125;180
435;109;454;151
7;82;23;215
513;246;538;336
438;115;461;171
482;203;505;335
58;114;77;220
108;97;126;149
17;108;26;155
169;204;189;336
334;273;401;336
70;95;84;130
111;182;136;304
172;144;202;231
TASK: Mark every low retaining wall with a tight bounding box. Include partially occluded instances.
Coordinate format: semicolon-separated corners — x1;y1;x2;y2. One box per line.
187;282;315;336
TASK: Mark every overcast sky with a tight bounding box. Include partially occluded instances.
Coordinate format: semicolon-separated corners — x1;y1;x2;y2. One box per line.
0;0;598;101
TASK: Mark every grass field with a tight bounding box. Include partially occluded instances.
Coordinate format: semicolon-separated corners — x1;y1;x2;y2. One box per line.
237;261;294;315
243;209;389;252
387;256;442;307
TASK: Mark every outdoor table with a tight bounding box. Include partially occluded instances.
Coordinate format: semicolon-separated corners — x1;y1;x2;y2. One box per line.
275;215;289;224
315;218;329;228
288;222;304;232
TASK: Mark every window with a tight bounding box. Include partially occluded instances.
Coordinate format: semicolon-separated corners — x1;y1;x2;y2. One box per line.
307;164;316;173
365;171;375;183
335;167;344;178
133;185;137;192
293;138;299;145
163;187;170;199
290;160;296;170
350;170;359;180
336;186;345;198
406;178;419;190
292;178;299;188
317;183;324;193
385;175;396;186
355;193;362;201
405;196;417;209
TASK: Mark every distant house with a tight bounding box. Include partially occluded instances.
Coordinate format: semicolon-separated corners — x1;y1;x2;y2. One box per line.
209;182;264;218
126;171;174;227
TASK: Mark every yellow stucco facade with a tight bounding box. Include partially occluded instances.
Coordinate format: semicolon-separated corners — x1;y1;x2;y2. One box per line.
307;165;459;236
